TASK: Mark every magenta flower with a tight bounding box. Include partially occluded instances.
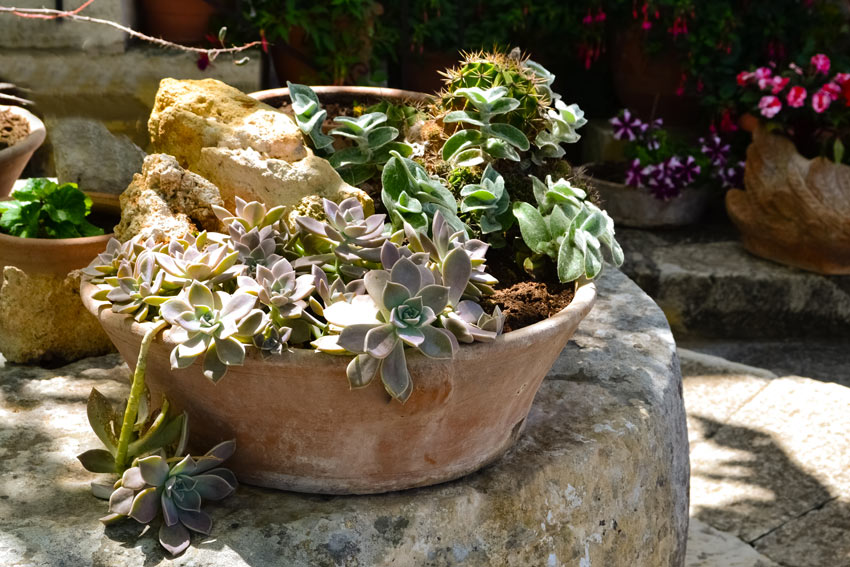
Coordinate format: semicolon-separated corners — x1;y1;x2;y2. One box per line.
758;95;782;118
754;67;773;81
822;82;842;100
737;71;754;86
699;135;730;167
811;54;831;75
624;158;645;187
786;86;807;108
610;109;644;141
769;76;790;94
812;90;832;113
717;161;745;189
834;72;850;85
645;161;681;200
679;156;702;185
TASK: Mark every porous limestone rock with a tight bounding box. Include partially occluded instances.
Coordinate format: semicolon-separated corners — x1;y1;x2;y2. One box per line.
147;78;371;225
0;267;113;364
0;268;689;567
114;153;224;243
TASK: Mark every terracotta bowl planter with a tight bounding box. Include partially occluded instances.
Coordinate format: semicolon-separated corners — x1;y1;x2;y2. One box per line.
250;85;434;109
0;106;46;199
589;167;709;228
0;192;120;278
81;280;596;494
726;128;850;274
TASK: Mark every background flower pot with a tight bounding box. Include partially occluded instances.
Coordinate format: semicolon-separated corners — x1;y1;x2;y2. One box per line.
82;280;596;495
0;191;119;278
138;0;216;44
589;168;710;228
726;128;850;274
0;106;46;199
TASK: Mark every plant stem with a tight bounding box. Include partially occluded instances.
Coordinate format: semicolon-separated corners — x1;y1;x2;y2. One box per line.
114;319;168;475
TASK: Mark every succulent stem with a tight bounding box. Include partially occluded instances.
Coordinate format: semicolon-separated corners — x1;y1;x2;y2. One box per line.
114;319;168;475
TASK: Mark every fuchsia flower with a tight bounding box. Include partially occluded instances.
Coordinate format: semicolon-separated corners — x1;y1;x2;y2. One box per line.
822;82;842;100
811;54;831;74
787;86;807;108
758;95;782;118
812;90;832;113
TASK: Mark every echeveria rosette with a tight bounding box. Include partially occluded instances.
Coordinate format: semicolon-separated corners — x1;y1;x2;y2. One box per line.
441;300;504;344
228;223;282;273
381;151;465;235
212;197;286;233
327;257;458;403
104;440;238;556
155;239;242;288
459;164;513;236
161;283;268;382
93;252;180;323
82;238;134;282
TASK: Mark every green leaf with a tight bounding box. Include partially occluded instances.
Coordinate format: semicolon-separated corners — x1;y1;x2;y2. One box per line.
77;449;116;473
557;238;586;283
87;388;118;454
442;130;482;162
512;202;552;255
834;138;845;164
129;412;185;457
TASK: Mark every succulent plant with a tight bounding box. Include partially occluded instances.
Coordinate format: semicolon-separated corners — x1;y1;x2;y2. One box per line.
212;197;286;233
82;237;134;281
228;223;283;272
441;86;531;166
381;151;465;234
533;99;588;164
328;111;413;185
104;440;237;556
366;99;423;136
155;236;242;287
93;252;179;322
287;81;334;155
161;283;268;382
459;163;513;235
513;175;624;282
325;257;459;402
441;300;504;344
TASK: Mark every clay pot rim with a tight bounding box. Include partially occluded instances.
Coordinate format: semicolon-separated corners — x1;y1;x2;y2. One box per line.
81;278;597;365
249;85;435;106
0;105;46;164
0;191;118;247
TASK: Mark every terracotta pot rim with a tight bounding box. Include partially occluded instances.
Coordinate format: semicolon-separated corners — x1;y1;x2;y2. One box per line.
81;278;597;364
0;105;46;163
0;191;117;246
249;85;435;106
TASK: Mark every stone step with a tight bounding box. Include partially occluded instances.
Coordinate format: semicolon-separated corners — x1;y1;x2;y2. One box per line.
619;225;850;339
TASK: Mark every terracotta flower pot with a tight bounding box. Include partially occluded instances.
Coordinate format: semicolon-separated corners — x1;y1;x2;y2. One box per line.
139;0;216;44
0;192;119;278
726;128;850;274
0;106;46;199
250;85;434;109
81;280;596;494
589;166;709;228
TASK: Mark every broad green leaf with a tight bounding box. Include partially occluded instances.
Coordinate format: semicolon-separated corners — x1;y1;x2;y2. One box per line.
77;449;116;473
557;238;585;283
442;129;482;162
86;388;118;454
512;201;552;254
488;123;530;151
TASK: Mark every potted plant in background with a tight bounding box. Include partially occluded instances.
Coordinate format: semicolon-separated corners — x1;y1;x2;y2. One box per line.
726;53;850;274
77;49;624;554
0;178;120;364
0;85;45;198
587;108;739;227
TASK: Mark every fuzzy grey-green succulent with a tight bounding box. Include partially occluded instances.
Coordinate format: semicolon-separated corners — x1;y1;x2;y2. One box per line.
328;111;413;185
104;440;237;556
459;163;513;235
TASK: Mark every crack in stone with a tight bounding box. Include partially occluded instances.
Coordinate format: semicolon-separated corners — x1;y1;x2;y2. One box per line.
747;495;839;547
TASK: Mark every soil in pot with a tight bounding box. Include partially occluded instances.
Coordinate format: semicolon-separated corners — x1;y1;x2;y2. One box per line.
0;109;30;150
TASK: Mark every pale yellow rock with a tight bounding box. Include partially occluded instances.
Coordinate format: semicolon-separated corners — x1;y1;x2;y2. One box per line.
148;78;372;222
114;153;224;243
0;267;114;364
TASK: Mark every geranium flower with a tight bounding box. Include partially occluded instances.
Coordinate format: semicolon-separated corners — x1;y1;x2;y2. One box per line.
758;95;782;118
811;54;831;75
787;86;807;108
610;109;644;141
769;76;790;94
812;89;832;113
737;71;754;86
822;82;842;100
624;158;645;187
754;67;773;81
834;72;850;85
699;135;730;167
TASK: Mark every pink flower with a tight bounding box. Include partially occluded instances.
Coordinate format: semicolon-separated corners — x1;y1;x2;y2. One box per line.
834;72;850;85
811;54;831;74
789;62;804;75
787;86;807;108
822;82;842;100
754;67;773;81
737;71;754;86
812;90;832;113
758;95;782;118
769;76;790;94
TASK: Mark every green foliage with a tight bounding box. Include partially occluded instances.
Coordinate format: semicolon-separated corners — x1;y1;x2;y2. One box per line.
0;178;103;239
366;100;423;135
329;112;413;185
459;164;513;235
513;175;624;283
441;86;531;166
103;440;237;556
381;151;465;234
287;82;334;154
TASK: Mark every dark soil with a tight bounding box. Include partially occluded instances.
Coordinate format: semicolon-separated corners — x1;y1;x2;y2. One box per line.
0;109;30;150
481;249;575;333
585;161;628;184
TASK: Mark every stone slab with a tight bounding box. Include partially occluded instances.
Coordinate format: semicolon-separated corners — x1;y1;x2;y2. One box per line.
678;348;777;380
0;268;689;566
682;373;770;444
686;519;779;567
618;227;850;339
0;0;132;51
690;376;850;544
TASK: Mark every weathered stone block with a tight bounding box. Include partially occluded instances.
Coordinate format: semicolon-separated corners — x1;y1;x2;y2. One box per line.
0;268;689;566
